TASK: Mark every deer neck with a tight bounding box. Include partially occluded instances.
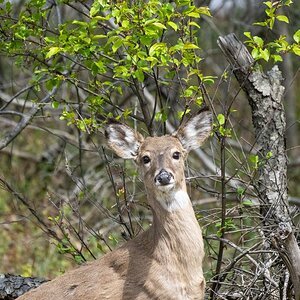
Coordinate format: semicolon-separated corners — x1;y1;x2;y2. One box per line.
146;188;204;268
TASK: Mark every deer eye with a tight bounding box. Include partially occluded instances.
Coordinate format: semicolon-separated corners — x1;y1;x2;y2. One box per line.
142;155;151;164
172;151;180;160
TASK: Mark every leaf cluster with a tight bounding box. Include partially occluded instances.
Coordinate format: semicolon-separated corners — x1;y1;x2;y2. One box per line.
0;0;213;130
244;1;300;62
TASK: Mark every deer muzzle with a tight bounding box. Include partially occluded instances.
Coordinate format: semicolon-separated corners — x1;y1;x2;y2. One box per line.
155;169;174;186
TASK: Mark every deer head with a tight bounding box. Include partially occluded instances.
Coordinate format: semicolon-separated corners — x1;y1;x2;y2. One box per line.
105;110;212;212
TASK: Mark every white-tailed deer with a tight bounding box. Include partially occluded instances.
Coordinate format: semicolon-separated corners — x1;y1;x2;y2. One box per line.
18;110;212;300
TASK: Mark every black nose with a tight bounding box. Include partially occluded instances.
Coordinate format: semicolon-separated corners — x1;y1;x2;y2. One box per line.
155;169;173;186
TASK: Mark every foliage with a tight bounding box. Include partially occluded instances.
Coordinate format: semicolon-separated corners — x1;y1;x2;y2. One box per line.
244;1;300;62
0;0;213;133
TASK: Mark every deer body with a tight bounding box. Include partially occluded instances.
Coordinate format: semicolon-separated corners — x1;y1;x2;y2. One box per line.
18;110;212;300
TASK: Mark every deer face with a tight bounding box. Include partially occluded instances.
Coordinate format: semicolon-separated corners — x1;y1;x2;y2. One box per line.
105;110;212;210
136;136;186;194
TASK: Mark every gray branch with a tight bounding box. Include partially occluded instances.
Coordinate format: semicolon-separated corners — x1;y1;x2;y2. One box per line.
0;88;57;151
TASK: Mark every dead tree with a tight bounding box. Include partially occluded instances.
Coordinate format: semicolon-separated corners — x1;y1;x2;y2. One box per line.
218;33;300;300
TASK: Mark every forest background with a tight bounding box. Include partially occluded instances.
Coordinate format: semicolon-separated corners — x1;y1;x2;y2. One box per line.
0;0;299;299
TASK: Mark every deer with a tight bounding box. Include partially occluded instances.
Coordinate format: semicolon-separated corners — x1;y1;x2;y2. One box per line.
17;109;212;300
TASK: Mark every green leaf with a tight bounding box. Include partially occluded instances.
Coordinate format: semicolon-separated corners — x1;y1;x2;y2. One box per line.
237;187;245;196
272;54;283;62
93;35;107;40
183;43;199;50
90;2;100;17
121;19;130;28
72;20;88;27
217;114;225;126
244;32;252;40
242;199;254;207
46;47;62;59
202;75;216;84
269;17;275;29
152;22;167;30
177;109;190;120
74;255;84;264
146;56;159;67
265;7;276;18
292;44;300;56
188;21;200;28
167;21;178;31
183;85;198;97
293;29;300;43
249;155;259;169
140;36;152;46
253;36;264;47
112;38;123;53
284;0;293;6
253;21;268;27
51;101;60;109
197;6;211;17
155;110;168;122
177;0;191;7
149;43;167;56
134;69;144;82
92;15;110;22
266;151;273;159
195;96;203;106
251;48;259;59
260;48;270;61
187;12;200;18
263;1;273;9
44;36;56;44
276;15;289;23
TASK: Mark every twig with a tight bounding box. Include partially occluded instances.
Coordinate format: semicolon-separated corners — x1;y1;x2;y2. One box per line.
0;87;57;150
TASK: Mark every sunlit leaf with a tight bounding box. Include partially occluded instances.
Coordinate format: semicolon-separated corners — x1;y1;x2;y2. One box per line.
293;29;300;43
167;21;178;31
188;21;200;28
292;44;300;56
152;22;167;30
260;48;270;61
183;43;199;50
276;15;289;23
217;114;225;126
253;36;264;47
46;47;62;59
112;38;123;53
272;54;283;62
149;43;167;56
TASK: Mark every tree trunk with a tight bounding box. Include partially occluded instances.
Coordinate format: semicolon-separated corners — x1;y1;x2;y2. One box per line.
218;33;300;300
0;274;46;299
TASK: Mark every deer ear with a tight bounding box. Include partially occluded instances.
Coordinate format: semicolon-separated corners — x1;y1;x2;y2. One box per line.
174;110;212;152
105;122;144;159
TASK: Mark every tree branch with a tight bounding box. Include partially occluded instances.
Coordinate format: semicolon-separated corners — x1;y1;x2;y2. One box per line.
0;88;57;150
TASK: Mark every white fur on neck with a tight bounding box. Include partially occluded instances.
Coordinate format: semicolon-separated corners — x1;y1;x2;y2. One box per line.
158;189;190;212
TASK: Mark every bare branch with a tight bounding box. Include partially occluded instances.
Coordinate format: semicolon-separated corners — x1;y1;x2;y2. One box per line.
0;88;57;150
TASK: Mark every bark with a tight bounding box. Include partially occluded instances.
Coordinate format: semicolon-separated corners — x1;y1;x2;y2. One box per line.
0;274;47;299
218;33;300;300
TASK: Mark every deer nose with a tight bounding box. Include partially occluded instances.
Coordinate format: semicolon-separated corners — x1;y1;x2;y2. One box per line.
155;169;173;186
